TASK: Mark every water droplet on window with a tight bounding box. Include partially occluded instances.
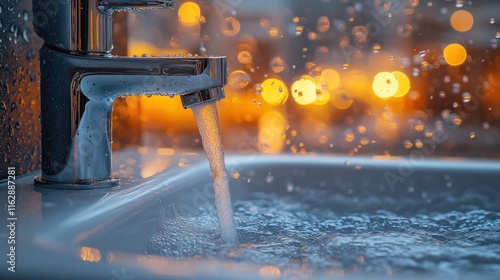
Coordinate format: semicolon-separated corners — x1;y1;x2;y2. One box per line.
462;92;472;103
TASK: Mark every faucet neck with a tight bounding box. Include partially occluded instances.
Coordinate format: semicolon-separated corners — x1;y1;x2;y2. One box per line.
32;0;174;55
80;0;113;55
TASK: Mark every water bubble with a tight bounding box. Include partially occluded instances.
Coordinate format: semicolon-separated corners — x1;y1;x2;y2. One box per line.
316;16;331;33
452;83;461;94
344;129;355;143
482;122;490;130
491;38;498;49
413;120;425;132
491;18;495;24
221;17;241;37
441;109;451;120
237;51;252;64
455;0;464;8
265;174;274;183
372;43;381;53
253;83;263;95
22;29;29;43
22;10;28;21
462;92;472;103
269;56;285;74
404;140;413;149
260;18;270;28
439;91;446;98
469;132;476;139
268;27;282;38
286;182;294;192
199;45;207;54
414;139;423;149
450;114;462;126
228;70;251;89
412;68;420;77
396;24;413;38
294;25;304;36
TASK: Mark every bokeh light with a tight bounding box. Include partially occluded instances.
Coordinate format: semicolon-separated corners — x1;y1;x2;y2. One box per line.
178;2;201;27
317;69;340;92
372;72;399;99
261;78;288;105
391;71;411;98
443;43;467;66
228;70;251;89
450;10;474;32
291;76;318;105
221;17;241;37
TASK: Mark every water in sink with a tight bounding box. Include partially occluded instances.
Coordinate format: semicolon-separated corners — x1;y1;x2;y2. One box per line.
148;189;500;278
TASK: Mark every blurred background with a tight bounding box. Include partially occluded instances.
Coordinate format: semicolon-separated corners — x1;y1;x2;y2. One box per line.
113;0;500;170
1;0;500;179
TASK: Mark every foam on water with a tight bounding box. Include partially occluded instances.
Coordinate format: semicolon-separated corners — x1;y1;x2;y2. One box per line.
191;102;238;245
148;191;500;278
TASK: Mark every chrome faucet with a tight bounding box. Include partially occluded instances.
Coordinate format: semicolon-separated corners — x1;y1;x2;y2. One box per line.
33;0;227;189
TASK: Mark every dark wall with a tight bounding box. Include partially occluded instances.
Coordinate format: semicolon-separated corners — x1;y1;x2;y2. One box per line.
0;0;43;179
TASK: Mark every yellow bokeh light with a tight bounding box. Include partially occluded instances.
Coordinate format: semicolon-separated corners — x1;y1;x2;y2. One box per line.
178;2;201;27
261;78;288;105
292;76;317;105
317;69;341;92
313;88;331;105
443;43;467;66
372;72;399;99
450;10;474;32
391;71;411;97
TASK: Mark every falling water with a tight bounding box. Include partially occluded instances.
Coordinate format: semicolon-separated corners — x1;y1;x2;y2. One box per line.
191;102;238;245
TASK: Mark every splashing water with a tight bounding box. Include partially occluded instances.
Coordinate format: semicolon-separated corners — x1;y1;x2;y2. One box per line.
191;102;238;245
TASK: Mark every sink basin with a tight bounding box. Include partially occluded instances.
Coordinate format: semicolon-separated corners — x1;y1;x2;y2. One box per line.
2;154;499;280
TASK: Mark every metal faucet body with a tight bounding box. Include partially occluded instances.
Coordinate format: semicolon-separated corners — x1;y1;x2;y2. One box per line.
33;0;227;188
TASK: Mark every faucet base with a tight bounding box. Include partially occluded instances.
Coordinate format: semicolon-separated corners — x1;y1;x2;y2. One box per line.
34;177;120;190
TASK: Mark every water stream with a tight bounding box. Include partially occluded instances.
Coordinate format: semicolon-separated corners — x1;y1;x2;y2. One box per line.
191;102;238;245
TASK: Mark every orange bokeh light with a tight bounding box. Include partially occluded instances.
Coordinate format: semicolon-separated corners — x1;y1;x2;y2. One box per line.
443;43;467;66
450;10;474;32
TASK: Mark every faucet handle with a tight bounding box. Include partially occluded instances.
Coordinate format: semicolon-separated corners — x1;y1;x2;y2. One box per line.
98;0;175;14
